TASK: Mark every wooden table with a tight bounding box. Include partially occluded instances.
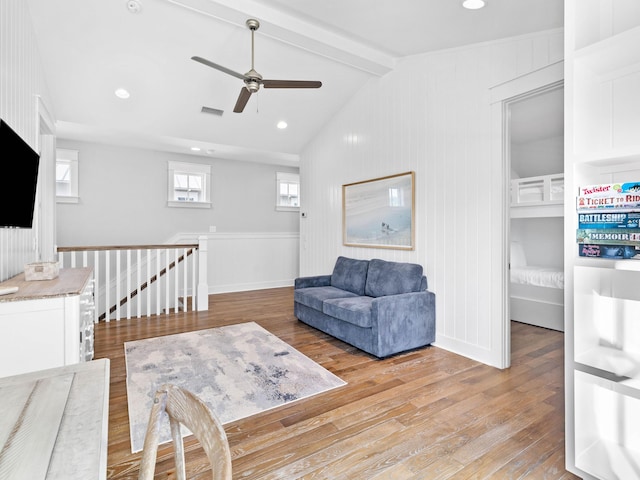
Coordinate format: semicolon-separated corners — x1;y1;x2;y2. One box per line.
0;359;110;479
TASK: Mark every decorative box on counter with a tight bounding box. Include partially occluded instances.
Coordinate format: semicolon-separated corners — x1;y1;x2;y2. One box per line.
24;262;60;281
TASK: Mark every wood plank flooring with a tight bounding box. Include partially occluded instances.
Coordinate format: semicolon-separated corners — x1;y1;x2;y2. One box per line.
94;287;580;479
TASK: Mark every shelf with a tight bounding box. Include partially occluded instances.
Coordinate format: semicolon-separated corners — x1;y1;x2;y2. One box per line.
576;347;640;387
574;26;640;78
576;438;640;480
573;256;640;270
575;370;640;480
573;147;640;167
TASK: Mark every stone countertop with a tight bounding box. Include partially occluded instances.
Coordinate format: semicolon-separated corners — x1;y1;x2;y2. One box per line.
0;267;93;303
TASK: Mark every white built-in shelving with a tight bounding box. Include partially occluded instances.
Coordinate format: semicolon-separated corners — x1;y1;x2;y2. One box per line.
565;1;640;478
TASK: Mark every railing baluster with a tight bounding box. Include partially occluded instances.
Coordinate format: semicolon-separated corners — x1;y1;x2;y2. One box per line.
191;248;196;311
136;249;141;319
183;248;188;312
156;250;161;316
93;250;99;323
105;250;111;322
165;248;170;315
174;248;179;313
126;249;131;320
147;249;151;318
115;250;121;321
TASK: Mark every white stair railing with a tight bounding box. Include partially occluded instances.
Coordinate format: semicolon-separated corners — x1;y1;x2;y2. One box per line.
57;236;208;322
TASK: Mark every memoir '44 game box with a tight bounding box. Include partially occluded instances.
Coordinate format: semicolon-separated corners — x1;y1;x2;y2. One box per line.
576;228;640;245
576;182;640;212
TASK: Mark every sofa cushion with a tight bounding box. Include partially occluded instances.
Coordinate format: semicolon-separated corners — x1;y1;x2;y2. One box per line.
323;296;374;328
294;286;358;311
365;259;424;297
330;256;369;295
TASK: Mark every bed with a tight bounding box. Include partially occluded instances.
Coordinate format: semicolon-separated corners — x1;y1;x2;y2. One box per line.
510;241;564;331
511;173;564;218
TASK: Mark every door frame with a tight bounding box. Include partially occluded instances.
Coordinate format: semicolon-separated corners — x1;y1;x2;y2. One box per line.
489;61;564;368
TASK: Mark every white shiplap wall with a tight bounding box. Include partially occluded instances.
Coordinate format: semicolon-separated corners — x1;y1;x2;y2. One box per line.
300;29;563;367
0;0;51;281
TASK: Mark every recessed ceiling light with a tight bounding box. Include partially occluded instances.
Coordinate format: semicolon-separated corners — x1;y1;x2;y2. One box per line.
190;146;201;152
114;88;130;99
127;0;142;13
277;121;288;129
463;0;485;9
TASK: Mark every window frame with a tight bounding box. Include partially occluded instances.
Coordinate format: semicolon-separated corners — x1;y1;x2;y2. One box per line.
167;160;212;209
56;148;79;204
275;171;300;212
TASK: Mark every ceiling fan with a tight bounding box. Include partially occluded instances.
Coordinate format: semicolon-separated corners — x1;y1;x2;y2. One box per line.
192;19;322;113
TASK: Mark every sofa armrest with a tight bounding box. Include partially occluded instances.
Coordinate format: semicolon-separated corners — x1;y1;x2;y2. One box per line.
294;275;332;289
371;290;436;357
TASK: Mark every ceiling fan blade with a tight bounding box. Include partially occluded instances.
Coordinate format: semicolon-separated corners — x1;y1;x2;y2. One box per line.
233;87;252;113
262;80;322;89
191;56;247;81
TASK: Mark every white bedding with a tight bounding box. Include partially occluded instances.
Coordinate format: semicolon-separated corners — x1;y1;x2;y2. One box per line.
510;266;564;289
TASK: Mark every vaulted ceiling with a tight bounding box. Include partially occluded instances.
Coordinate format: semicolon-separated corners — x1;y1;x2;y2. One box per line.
26;0;564;165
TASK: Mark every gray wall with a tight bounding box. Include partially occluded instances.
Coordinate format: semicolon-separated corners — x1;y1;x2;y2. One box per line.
56;140;299;246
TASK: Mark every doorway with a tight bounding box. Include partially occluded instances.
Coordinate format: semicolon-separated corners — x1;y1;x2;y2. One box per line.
507;86;565;331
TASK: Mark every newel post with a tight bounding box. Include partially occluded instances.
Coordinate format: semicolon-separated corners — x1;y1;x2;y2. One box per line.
197;235;209;311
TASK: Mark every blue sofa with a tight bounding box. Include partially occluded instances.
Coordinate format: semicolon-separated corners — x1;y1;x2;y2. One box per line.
294;256;436;358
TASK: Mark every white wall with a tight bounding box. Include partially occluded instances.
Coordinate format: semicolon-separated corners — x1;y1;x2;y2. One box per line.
56;140;300;292
0;0;53;281
56;140;299;245
299;29;564;367
511;217;564;268
511;135;564;178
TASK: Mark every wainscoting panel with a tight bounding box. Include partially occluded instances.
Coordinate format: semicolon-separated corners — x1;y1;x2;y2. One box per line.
173;232;299;294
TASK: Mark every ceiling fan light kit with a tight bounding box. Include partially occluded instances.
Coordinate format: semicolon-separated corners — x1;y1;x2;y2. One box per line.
192;18;322;113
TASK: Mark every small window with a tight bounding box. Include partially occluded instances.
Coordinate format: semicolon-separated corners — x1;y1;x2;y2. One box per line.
168;161;211;208
56;149;79;203
276;172;300;211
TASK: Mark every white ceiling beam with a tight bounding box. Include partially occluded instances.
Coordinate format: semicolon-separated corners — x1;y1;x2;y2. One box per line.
166;0;395;76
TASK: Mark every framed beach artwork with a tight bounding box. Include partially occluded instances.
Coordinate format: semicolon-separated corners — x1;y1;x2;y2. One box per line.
342;171;415;250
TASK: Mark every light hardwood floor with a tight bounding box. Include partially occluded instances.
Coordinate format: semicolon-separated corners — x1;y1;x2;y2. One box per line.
95;287;580;479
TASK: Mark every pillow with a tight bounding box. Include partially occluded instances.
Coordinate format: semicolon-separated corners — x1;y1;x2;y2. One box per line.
330;256;369;295
364;259;424;297
510;241;527;267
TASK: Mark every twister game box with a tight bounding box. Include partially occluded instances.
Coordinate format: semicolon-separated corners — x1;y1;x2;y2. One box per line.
576;182;640;212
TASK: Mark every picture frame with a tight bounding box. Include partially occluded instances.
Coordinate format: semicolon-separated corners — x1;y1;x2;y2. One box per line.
342;171;415;250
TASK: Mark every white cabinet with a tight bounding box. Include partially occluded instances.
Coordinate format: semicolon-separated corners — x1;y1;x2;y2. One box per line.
565;1;640;478
0;268;95;378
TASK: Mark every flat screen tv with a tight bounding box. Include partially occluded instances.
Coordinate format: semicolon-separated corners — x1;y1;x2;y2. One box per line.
0;119;40;228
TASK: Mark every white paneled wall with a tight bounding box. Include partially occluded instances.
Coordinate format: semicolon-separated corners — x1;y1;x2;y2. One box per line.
172;232;299;294
0;0;52;281
300;29;563;367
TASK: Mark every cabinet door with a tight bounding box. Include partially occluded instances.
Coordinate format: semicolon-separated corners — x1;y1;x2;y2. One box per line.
0;298;65;377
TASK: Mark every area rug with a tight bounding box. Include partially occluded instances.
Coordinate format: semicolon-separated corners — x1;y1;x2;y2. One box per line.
124;321;346;453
